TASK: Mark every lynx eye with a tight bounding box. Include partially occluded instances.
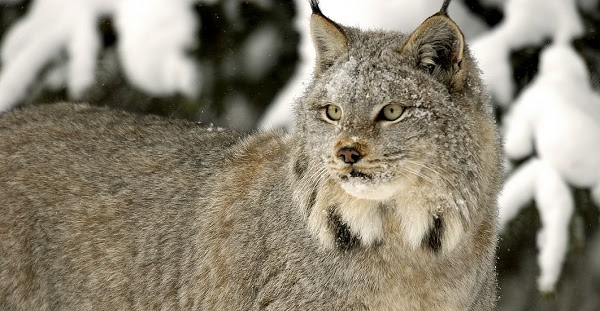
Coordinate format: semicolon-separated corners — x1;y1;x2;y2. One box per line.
325;104;342;121
378;104;405;122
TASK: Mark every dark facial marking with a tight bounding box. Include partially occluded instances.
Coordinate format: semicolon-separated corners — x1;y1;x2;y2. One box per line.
349;170;370;179
423;215;444;252
328;209;360;250
339;170;372;182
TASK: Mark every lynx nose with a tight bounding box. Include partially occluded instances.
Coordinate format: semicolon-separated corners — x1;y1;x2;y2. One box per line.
337;147;362;164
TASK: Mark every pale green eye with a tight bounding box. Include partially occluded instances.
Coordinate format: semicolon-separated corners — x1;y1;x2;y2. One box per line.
379;104;405;121
325;104;342;121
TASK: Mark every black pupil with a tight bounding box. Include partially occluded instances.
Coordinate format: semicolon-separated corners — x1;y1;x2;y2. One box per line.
330;106;338;117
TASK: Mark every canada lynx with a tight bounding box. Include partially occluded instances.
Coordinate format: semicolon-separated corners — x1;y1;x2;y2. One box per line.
0;0;502;309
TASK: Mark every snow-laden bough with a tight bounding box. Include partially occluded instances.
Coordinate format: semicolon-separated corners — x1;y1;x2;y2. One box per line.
499;43;600;293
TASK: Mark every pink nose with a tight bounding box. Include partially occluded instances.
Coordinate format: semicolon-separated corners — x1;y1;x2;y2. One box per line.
337;147;362;164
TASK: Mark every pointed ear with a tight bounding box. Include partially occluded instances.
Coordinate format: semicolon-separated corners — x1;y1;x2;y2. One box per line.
400;14;465;90
310;1;348;75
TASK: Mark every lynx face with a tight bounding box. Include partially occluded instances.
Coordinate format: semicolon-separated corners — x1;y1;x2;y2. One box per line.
293;2;497;250
306;53;461;201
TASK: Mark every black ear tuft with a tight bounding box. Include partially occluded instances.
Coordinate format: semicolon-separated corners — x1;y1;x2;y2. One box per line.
439;0;452;15
309;0;322;15
310;2;349;76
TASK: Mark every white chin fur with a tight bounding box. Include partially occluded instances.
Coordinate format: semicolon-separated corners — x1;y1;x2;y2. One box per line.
338;178;398;201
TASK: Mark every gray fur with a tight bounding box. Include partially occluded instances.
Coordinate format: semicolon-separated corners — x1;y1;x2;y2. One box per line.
0;2;502;310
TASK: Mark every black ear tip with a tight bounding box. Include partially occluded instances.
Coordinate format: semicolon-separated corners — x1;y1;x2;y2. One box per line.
310;0;323;15
439;0;451;15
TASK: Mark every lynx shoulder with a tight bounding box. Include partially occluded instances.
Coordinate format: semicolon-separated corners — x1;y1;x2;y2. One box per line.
0;0;502;310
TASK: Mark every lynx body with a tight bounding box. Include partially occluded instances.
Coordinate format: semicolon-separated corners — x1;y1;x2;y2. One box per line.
0;1;502;310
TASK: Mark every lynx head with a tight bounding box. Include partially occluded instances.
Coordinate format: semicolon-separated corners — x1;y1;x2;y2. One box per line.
291;0;500;252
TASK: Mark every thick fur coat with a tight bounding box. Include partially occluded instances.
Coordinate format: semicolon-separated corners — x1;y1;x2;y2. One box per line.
0;1;502;309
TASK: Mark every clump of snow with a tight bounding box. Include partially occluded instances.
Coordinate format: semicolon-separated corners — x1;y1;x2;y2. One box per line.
471;0;583;106
498;159;539;227
115;0;199;97
0;0;202;113
0;0;117;112
534;162;574;294
259;0;489;130
499;43;600;293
